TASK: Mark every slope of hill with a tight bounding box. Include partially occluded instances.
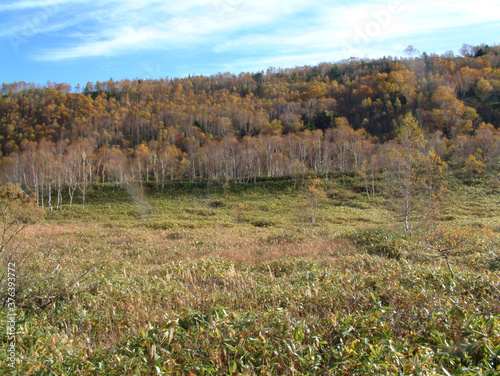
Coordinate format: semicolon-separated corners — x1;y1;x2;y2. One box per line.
1;44;499;157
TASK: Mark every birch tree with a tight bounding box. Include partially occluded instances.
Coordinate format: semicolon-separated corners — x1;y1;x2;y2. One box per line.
385;112;426;233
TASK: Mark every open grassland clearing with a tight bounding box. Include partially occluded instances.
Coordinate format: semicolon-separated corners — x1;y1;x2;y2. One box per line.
1;172;500;375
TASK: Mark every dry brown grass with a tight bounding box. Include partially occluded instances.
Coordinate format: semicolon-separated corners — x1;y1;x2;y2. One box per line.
23;223;359;268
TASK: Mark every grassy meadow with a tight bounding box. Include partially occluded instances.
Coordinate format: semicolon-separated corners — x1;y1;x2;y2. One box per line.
1;170;500;375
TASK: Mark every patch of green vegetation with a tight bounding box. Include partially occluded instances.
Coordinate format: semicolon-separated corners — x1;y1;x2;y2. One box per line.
348;228;407;259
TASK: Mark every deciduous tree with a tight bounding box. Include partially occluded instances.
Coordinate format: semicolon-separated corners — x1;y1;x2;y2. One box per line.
385;112;426;233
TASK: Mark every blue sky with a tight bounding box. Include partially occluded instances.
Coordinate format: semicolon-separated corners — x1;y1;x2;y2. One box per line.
1;0;499;89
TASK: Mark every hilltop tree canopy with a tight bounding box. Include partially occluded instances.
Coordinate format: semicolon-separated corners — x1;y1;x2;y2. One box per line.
1;44;499;157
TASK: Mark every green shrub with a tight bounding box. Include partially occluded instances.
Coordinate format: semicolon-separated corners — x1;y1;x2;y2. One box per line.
487;252;500;271
252;219;274;228
349;228;405;260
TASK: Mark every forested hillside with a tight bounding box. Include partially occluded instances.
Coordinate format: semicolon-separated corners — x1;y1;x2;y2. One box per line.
1;44;499;202
1;45;500;375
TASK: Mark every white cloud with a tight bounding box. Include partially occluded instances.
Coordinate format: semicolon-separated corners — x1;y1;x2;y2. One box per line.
215;0;500;63
32;0;314;61
0;15;84;38
35;26;172;60
0;0;95;12
9;0;499;64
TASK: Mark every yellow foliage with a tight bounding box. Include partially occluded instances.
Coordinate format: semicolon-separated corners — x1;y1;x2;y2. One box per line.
261;119;283;135
464;154;486;175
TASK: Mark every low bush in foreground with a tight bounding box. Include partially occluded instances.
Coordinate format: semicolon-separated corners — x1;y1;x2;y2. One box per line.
1;250;499;375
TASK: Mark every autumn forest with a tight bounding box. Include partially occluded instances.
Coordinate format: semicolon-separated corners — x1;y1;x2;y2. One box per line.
1;44;499;209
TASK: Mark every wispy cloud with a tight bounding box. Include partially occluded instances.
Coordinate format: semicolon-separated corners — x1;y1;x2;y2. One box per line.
35;27;170;60
0;0;92;12
3;0;499;65
31;0;314;61
0;16;81;38
215;0;500;64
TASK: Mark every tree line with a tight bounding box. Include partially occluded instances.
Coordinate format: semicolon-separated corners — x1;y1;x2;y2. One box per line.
0;113;498;209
